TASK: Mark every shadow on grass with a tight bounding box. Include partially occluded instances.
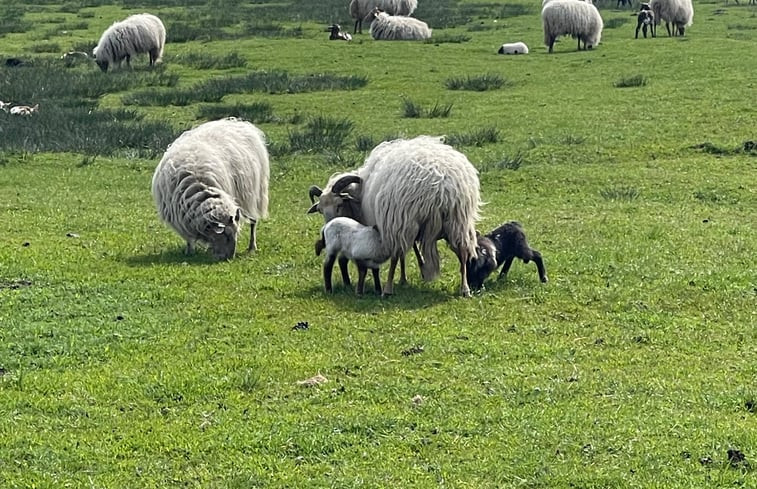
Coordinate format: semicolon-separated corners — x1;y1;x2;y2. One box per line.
123;249;219;267
290;282;452;311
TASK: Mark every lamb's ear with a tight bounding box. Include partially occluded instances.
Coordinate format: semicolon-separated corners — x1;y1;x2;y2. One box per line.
307;203;320;214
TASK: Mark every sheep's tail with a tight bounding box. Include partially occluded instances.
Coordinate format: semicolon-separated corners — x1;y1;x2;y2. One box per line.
420;240;440;281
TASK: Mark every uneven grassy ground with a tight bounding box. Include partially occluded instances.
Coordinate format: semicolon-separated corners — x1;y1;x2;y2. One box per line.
0;0;755;487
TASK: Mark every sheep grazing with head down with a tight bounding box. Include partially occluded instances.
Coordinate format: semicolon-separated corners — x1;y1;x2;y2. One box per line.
369;8;432;41
650;0;693;36
542;0;603;53
349;0;418;34
315;217;391;295
308;135;481;297
93;13;165;72
498;42;529;54
635;5;656;38
152;118;269;260
466;221;548;291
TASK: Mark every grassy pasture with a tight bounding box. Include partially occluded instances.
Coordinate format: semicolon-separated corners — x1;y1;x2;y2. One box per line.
0;0;756;487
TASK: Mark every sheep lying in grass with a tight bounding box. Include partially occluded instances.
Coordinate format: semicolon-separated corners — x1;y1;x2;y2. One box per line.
542;0;603;53
650;0;693;36
635;6;656;38
349;0;418;34
152;118;269;260
315;217;391;295
93;13;166;72
327;24;353;41
498;42;529;54
9;104;39;116
370;8;432;40
466;221;548;290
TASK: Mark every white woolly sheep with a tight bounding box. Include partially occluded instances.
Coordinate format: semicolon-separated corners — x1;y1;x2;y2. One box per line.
369;8;432;41
635;8;656;38
466;221;548;291
93;13;166;72
650;0;693;36
498;42;529;54
308;135;481;297
151;118;269;260
9;104;39;116
542;0;603;53
327;24;352;41
349;0;418;34
315;217;391;295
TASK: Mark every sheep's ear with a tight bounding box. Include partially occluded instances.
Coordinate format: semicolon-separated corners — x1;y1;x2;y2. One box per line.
211;223;226;234
233;208;241;223
307;203;320;214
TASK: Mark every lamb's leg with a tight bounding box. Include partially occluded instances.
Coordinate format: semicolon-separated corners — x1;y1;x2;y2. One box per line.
531;250;548;283
371;268;382;294
324;255;337;293
338;256;351;287
356;264;367;296
248;219;257;251
382;255;399;296
498;256;516;280
635;22;641;39
458;249;471;297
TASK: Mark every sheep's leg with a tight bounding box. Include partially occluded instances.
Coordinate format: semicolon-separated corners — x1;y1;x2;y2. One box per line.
413;242;425;268
457;249;471;298
498;257;516;280
382;255;399;296
399;255;408;285
531;250;548;283
354;19;360;34
577;37;582;51
338;256;351;287
185;240;195;255
372;268;382;294
635;23;641;39
356;264;367;296
125;54;131;68
665;22;672;36
548;36;556;53
248;219;257;251
324;255;337;293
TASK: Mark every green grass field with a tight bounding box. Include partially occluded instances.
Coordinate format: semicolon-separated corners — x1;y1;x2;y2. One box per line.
0;0;755;487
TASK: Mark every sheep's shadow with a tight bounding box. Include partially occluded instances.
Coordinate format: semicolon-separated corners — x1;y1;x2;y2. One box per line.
123;249;219;267
290;282;452;311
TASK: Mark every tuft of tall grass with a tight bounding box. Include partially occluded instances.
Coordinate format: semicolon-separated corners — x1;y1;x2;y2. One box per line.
600;185;640;201
288;116;354;153
445;73;507;91
196;102;277;123
614;74;648;88
401;98;453;118
446;127;499;147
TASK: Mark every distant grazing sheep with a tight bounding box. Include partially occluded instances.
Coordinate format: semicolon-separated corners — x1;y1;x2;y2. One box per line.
349;0;418;34
650;0;693;36
498;42;529;54
542;0;603;53
315;217;391;295
93;13;166;72
467;221;548;290
635;7;656;37
152;118;269;260
308;135;481;297
327;24;352;41
370;8;432;41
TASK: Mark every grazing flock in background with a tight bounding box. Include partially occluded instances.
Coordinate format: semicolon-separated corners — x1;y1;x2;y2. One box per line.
3;0;706;295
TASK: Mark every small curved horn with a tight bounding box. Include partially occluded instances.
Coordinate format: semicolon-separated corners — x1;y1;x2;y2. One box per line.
331;175;362;194
308;185;322;204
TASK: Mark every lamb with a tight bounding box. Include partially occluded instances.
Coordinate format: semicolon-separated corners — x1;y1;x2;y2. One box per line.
635;7;656;38
466;221;548;291
308;135;481;297
327;24;352;41
650;0;693;36
498;42;529;54
9;104;39;116
93;13;166;72
0;101;10;112
151;118;269;260
349;0;418;34
315;217;391;295
542;0;603;53
369;8;432;41
61;51;90;67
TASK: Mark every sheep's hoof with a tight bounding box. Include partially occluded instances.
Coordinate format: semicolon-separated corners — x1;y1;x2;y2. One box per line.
460;286;472;298
541;276;549;283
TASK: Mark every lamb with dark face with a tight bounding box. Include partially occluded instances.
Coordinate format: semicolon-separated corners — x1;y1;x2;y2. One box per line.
467;221;548;290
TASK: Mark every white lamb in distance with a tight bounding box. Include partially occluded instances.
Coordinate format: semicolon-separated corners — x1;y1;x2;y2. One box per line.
315;217;391;295
10;104;39;116
498;42;529;54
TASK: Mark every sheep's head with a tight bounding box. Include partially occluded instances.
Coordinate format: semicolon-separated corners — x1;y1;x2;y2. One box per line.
200;199;242;261
466;234;498;291
307;174;363;222
95;59;108;72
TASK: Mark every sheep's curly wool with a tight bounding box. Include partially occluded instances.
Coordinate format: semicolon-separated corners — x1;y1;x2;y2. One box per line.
542;0;603;52
93;13;165;71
